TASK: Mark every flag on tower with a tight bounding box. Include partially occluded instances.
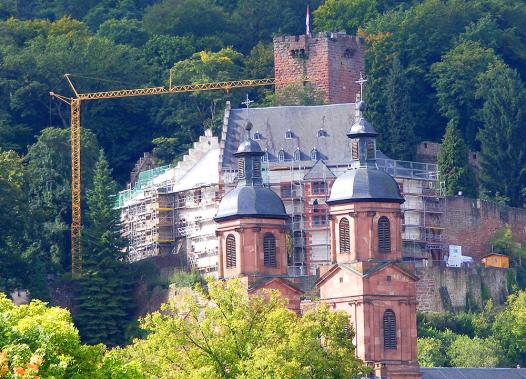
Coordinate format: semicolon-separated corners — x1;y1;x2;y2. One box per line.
306;5;311;36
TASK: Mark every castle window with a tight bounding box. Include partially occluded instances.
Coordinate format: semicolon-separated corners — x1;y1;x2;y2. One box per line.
383;309;397;349
311;181;326;194
285;130;294;139
263;233;277;267
237;158;245;180
317;129;328;138
293;149;301;161
352;140;359;160
339;218;350;253
254;131;262;140
378;216;391;253
262;151;269;162
226;234;236;268
278;149;285;162
310;148;318;161
343;48;353;58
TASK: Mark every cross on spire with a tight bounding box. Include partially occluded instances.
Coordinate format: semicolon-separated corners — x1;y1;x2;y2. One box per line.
241;94;254;120
355;72;367;101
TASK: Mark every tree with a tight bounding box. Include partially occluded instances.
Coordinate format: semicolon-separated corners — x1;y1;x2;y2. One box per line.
314;0;379;34
75;151;131;347
417;337;447;367
447;335;501;368
431;41;499;148
493;290;526;366
477;61;526;207
437;120;478;197
263;83;326;107
0;294;104;378
106;279;369;378
491;224;526;266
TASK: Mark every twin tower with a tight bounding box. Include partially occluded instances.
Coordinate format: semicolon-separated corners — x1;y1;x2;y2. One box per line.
214;101;420;379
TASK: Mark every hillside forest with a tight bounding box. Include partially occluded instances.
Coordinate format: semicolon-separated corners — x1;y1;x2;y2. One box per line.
2;0;526;372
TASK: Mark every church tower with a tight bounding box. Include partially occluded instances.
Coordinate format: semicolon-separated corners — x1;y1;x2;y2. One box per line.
215;121;303;310
317;102;420;379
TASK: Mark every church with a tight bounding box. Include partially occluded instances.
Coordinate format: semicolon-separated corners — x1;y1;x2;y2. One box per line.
214;100;420;379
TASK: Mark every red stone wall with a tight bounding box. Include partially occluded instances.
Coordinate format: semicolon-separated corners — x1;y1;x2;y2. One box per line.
273;33;365;104
445;197;526;261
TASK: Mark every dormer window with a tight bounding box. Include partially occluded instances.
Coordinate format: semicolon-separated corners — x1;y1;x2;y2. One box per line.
310;148;318;161
293;149;301;161
285;130;294;139
317;129;328;137
278;149;285;162
254;131;262;140
262;150;269;162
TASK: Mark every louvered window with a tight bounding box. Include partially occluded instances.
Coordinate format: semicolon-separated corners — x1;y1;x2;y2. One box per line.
366;140;375;160
263;233;277;267
339;218;350;253
378;216;391;253
237;158;245;180
226;234;236;268
253;159;261;178
352;140;359;160
383;309;397;349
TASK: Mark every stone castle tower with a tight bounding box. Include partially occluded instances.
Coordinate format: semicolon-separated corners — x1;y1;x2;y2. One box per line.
273;32;365;104
317;102;421;379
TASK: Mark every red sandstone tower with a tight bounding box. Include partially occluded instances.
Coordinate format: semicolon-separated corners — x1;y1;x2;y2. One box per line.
214;121;303;311
273;32;365;104
317;102;421;379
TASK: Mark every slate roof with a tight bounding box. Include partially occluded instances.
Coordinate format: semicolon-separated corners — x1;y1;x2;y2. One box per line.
221;103;357;168
303;160;336;180
421;367;526;379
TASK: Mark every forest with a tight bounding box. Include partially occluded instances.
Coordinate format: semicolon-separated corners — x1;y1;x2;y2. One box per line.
2;0;526;372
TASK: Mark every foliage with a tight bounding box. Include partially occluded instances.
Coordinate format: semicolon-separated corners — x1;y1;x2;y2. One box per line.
493;289;526;365
437;120;478;197
477;61;526;207
75;151;132;347
106;279;369;378
417;337;447;367
263;83;326;107
448;335;501;368
0;294;104;378
491;224;526;265
314;0;379;34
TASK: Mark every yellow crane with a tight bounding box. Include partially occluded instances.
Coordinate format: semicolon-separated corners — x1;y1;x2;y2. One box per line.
50;73;277;274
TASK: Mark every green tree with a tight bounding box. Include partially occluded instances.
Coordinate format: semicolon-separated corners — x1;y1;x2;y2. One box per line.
106;279;369;378
314;0;379;34
263;82;326;107
493;290;526;365
0;294;104;378
417;337;447;367
437;120;478;197
447;335;501;368
431;41;499;148
75;151;131;347
477;61;526;207
491;224;526;266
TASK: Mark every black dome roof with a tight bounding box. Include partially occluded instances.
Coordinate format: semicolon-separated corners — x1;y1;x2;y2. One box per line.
214;186;288;221
327;167;404;204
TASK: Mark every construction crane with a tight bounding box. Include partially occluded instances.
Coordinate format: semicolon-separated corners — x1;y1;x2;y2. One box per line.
50;73;277;274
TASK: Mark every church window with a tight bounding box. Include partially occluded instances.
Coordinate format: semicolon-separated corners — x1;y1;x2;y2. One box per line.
351;140;359;160
383;309;397;349
294;149;301;161
226;234;236;268
378;216;391;253
310;148;318;161
339;218;350;253
237;158;245;180
263;233;277;267
278;149;285;162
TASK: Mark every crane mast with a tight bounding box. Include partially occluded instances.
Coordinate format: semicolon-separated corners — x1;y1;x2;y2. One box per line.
50;74;277;274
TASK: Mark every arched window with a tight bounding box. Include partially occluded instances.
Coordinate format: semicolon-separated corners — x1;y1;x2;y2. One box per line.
254;131;262;140
226;234;236;268
310;148;318;161
262;151;269;162
383;309;397;349
263;233;277;267
293;149;301;161
378;216;391;253
278;149;285;162
339;218;350;253
317;129;327;137
285;130;294;139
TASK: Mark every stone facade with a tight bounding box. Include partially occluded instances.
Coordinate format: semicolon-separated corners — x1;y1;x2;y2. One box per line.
273;33;365;104
445;197;526;261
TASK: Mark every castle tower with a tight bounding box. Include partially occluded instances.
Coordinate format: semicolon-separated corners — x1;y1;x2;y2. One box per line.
273;32;365;104
317;102;420;379
215;121;303;310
